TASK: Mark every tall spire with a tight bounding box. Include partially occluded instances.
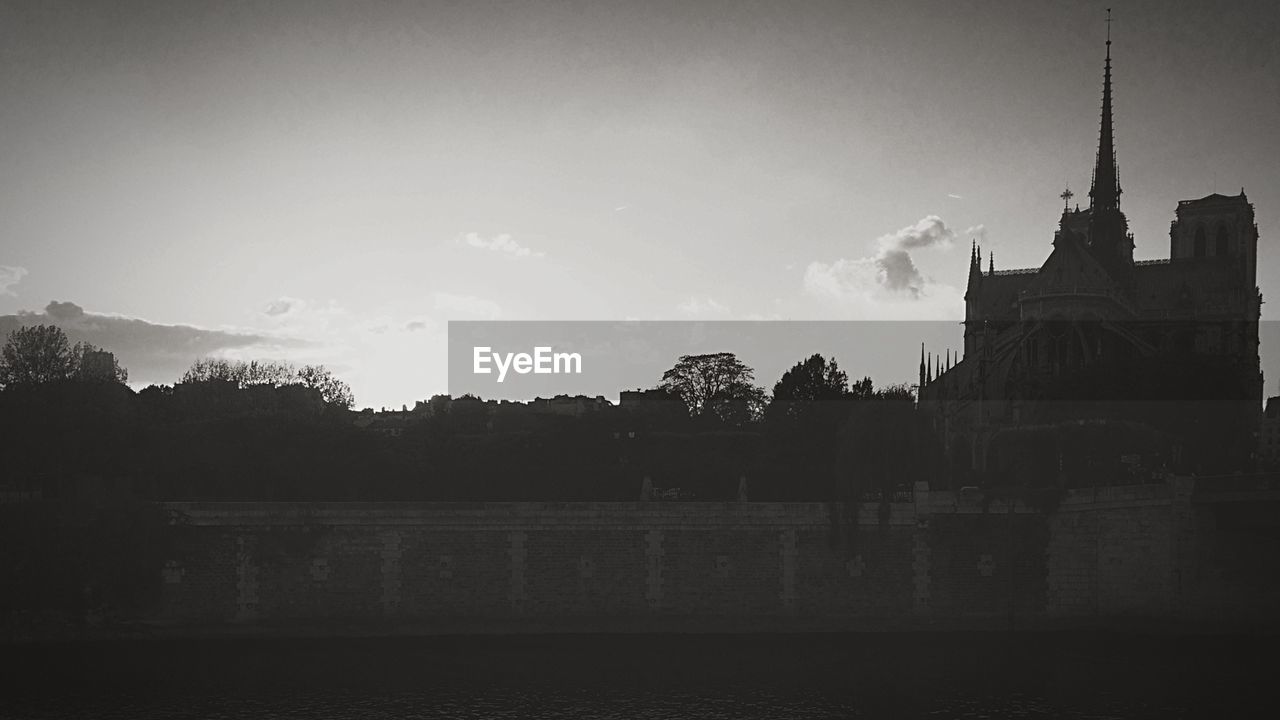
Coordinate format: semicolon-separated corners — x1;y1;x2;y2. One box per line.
1089;9;1120;214
965;239;982;294
1084;8;1132;269
919;343;926;388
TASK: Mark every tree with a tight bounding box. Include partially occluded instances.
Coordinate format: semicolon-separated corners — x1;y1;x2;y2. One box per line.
71;342;128;383
872;382;915;402
241;360;296;387
658;352;766;425
765;354;853;424
762;355;872;499
835;382;937;502
296;364;356;409
0;324;74;387
179;358;241;385
179;358;355;410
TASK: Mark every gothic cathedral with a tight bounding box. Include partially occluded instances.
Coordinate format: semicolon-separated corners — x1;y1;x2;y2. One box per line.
917;26;1263;486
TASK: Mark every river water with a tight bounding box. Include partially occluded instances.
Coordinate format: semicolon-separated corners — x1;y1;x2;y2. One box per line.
0;632;1268;718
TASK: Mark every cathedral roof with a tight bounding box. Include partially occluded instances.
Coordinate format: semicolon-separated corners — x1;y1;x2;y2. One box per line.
1185;192;1247;204
1177;192;1252;214
1031;227;1120;290
970;270;1038;319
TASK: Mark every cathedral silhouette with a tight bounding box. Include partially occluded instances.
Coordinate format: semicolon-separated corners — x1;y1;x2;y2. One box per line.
917;22;1262;486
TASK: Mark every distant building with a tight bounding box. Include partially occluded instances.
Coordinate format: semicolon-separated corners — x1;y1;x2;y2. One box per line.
413;394;452;417
527;394;612;417
404;393;614;430
619;388;686;419
352;408;413;437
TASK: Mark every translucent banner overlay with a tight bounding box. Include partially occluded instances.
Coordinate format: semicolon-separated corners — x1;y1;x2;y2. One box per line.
447;319;1280;404
447;321;972;401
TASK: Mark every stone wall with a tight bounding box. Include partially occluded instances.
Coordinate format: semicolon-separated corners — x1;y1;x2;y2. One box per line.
153;479;1280;633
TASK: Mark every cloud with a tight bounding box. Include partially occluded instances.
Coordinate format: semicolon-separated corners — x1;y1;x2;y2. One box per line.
947;193;963;199
677;296;731;318
963;224;988;243
45;300;86;322
804;257;880;300
0;301;302;386
458;232;544;259
0;266;28;296
875;215;956;253
807;215;957;301
263;296;306;317
803;215;967;318
432;292;502;320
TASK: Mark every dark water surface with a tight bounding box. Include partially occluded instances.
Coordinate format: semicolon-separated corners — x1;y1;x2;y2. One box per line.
0;631;1270;719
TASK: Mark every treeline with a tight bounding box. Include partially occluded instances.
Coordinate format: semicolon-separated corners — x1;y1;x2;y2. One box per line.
0;370;372;501
0;324;945;501
0;389;938;502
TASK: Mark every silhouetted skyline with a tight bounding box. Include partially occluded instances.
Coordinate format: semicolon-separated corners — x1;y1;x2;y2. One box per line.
2;0;1278;408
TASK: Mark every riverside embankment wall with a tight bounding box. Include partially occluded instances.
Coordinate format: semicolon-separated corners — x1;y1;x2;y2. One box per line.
153;479;1280;633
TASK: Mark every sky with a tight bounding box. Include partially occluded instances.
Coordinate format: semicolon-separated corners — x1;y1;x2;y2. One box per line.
1;0;1279;409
